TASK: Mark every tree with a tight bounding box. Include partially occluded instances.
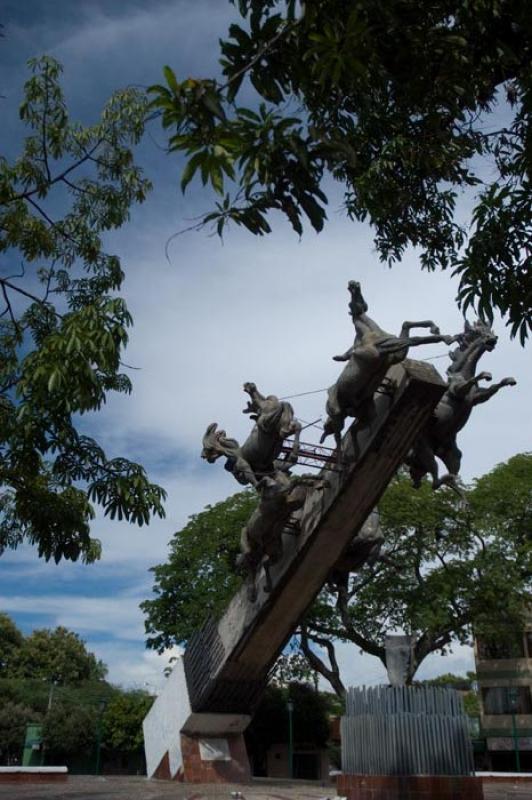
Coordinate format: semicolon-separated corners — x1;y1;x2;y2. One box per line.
143;453;532;694
420;672;480;716
42;702;97;761
0;614;107;684
299;453;532;691
0;701;36;765
1;56;165;564
8;625;107;684
101;690;153;754
245;681;331;774
142;491;255;651
0;612;23;675
151;0;531;342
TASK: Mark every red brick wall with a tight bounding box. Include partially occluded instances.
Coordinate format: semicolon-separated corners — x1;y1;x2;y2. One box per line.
181;733;251;784
337;774;484;800
0;773;68;783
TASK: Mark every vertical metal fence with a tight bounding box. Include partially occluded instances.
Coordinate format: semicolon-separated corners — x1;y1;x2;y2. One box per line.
341;685;475;776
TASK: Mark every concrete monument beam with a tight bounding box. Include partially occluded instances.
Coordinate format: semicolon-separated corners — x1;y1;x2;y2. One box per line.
184;358;445;716
144;358;445;782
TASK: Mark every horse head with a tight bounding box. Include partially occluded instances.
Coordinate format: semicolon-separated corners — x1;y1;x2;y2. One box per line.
201;422;240;463
447;319;498;378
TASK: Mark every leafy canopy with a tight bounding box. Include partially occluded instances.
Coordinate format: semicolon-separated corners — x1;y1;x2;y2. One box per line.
245;681;331;768
42;702;97;759
302;453;532;689
0;701;36;765
0;614;107;684
141;490;255;651
152;0;531;342
0;57;166;563
143;453;532;693
101;690;153;753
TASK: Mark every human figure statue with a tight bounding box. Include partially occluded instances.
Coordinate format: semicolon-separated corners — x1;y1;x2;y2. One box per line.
321;281;457;447
406;320;516;493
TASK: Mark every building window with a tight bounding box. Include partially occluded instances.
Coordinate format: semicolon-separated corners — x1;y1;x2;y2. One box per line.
482;686;532;715
477;637;525;660
525;632;532;658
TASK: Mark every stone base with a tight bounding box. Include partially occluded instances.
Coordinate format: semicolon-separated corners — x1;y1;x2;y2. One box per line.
337;774;484;799
143;657;251;781
0;768;68;783
180;732;251;784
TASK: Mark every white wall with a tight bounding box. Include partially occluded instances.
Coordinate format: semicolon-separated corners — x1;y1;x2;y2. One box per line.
142;657;192;778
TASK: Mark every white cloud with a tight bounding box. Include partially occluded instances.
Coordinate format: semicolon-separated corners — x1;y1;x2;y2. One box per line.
0;589;147;640
95;641;182;691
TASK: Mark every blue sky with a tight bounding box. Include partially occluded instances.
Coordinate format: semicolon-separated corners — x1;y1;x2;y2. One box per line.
1;0;530;692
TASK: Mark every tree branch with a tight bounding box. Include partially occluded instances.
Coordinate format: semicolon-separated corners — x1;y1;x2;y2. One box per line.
336;582;386;663
0;278;62;318
9;140;103;203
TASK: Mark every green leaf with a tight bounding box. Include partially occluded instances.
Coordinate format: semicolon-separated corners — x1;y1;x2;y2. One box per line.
163;65;179;94
180;152;205;193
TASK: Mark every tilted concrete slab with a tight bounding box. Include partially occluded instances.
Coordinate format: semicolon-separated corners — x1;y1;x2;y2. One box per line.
183;359;445;718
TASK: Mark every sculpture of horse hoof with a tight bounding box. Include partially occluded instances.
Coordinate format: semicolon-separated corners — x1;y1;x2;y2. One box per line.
435;474;466;500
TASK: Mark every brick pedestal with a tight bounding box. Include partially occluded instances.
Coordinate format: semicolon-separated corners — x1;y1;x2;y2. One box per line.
180;732;251;784
0;768;68;783
337;773;484;800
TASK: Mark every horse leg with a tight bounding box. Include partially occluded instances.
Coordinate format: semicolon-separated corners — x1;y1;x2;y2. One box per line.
472;377;516;406
436;439;463;492
321;413;344;446
285;420;302;466
399;320;440;338
234;455;260;487
403;333;457;348
406;436;439;489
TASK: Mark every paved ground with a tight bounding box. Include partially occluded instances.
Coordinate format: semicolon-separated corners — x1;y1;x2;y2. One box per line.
0;775;531;800
0;776;333;800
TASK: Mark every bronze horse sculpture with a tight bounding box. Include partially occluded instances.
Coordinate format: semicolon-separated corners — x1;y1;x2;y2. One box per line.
406;320;516;493
202;382;325;600
201;382;302;487
321;281;457;447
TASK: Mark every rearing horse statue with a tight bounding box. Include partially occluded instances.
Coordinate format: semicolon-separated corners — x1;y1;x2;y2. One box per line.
321;281;457;447
406;320;516;493
201;382;302;487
